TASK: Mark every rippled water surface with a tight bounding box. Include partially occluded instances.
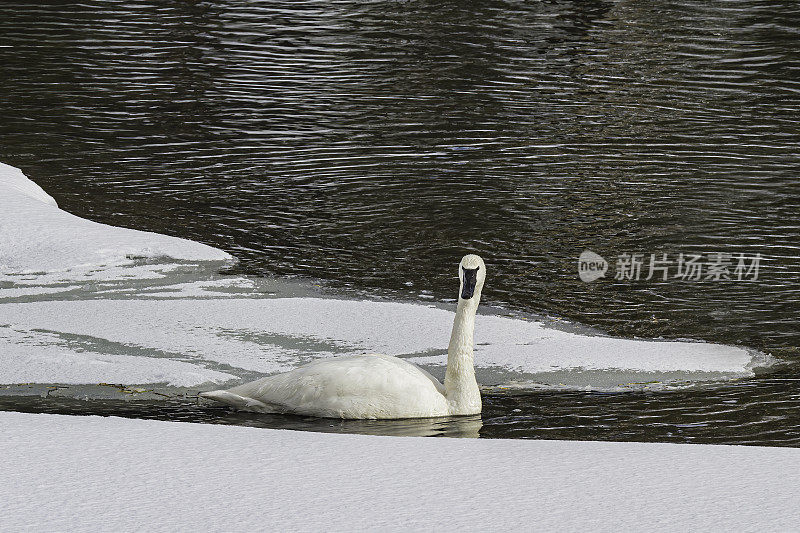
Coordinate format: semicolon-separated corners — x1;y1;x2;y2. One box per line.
3;374;800;444
1;0;799;443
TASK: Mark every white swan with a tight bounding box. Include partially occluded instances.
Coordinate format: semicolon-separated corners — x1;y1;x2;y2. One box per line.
200;254;485;419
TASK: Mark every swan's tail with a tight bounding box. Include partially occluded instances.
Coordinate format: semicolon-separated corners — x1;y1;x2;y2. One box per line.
199;390;273;412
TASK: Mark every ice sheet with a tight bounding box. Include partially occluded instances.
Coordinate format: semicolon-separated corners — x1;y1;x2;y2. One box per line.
0;327;234;386
0;296;759;388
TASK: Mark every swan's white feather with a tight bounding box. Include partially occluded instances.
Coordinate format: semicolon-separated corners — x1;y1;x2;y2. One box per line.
203;354;449;419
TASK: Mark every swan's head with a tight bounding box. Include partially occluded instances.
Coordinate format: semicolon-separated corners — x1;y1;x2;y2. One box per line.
459;254;486;301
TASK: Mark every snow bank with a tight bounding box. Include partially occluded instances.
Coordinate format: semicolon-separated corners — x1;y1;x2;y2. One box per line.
1;411;798;531
0;162;58;206
0;297;758;388
0;163;231;278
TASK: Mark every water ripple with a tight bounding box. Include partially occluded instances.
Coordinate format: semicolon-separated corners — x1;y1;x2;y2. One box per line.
1;0;798;442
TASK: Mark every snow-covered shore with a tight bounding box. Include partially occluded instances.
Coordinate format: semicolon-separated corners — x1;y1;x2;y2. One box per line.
2;411;798;532
0;162;231;280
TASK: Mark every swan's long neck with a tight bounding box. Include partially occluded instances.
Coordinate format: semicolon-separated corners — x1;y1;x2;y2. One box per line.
444;297;481;414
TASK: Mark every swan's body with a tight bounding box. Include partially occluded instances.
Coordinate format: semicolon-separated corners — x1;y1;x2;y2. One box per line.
201;254;486;419
202;354;450;418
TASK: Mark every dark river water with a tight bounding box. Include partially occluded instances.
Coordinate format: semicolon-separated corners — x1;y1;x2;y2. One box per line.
1;0;799;444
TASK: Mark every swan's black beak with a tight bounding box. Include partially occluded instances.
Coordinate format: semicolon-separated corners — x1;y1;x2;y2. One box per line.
461;266;479;299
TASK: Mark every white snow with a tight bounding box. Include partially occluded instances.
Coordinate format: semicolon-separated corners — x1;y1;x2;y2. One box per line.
138;277;259;298
1;411;798;532
0;327;234;386
0;285;80;299
0;162;58;206
0;162;231;280
0;297;759;388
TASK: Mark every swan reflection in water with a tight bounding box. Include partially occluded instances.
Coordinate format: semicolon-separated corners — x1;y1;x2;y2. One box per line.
321;414;484;438
204;407;485;438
